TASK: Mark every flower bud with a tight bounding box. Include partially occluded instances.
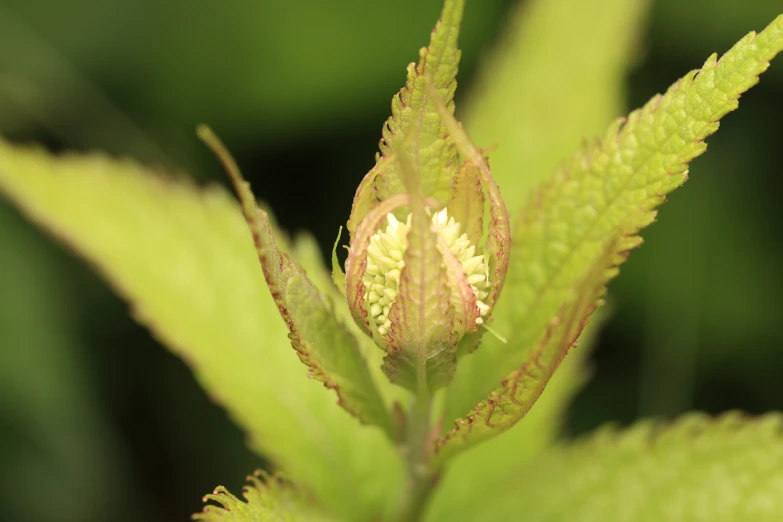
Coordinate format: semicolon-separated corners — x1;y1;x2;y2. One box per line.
339;69;511;390
344;156;509;375
362;208;490;339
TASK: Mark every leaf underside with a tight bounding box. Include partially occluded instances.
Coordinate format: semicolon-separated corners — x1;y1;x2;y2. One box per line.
439;13;783;459
465;412;783;522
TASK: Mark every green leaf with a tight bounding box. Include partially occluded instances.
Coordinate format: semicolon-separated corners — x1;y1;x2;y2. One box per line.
463;0;651;216
440;0;649;430
456;412;783;522
435;235;619;462
424;326;594;522
292;232;410;411
447;162;484;245
199;126;395;438
426;80;511;314
0;138;402;521
384;150;457;392
441;13;783;453
194;473;335;522
347;0;464;234
0;203;132;521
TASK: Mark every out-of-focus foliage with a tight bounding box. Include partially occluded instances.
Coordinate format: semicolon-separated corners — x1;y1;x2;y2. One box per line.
0;0;781;520
0;204;135;522
436;412;783;522
439;8;783;460
0;139;402;521
463;0;649;216
0;0;507;160
193;474;335;522
426;0;648;510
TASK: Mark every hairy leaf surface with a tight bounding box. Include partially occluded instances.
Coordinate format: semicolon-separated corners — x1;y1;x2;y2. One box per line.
435;238;619;462
441;13;783;458
292;233;410;409
429;0;650;495
0;139;402;521
464;0;650;216
200;126;394;437
194;473;335;522
451;413;783;522
384;151;456;391
347;0;463;234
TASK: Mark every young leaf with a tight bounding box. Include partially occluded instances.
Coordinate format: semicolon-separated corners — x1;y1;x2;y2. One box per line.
435;235;620;462
463;0;650;216
383;148;457;392
440;13;783;455
347;0;463;234
431;0;650;473
292;232;410;410
0;139;403;521
198;126;395;438
424;330;593;522
439;412;783;522
194;473;335;522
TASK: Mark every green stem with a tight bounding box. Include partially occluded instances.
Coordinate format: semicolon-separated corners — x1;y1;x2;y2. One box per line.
393;363;436;522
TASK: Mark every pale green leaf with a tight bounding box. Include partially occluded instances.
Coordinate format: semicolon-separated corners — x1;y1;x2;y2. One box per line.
435;236;619;462
384;150;457;392
442;13;783;450
424;326;593;522
459;412;783;522
447;162;484;245
463;0;650;216
425;79;511;314
441;0;649;434
347;0;464;234
292;233;410;411
377;0;462;203
0;139;403;521
194;473;335;522
199;126;394;437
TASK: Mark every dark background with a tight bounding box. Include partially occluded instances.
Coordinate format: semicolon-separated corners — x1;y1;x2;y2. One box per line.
0;1;781;521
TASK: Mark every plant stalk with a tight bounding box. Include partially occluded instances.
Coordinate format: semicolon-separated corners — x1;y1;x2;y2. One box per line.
392;361;436;522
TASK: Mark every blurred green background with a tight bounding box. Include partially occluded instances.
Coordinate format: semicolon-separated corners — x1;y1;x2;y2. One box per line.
0;0;781;521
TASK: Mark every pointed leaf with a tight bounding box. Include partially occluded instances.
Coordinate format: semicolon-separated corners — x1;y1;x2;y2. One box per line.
292;233;410;411
434;235;620;462
448;412;783;522
0;138;402;521
443;14;783;442
384;149;457;391
425;325;595;522
199;126;394;438
435;0;650;465
463;0;651;216
194;473;335;522
347;0;464;234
